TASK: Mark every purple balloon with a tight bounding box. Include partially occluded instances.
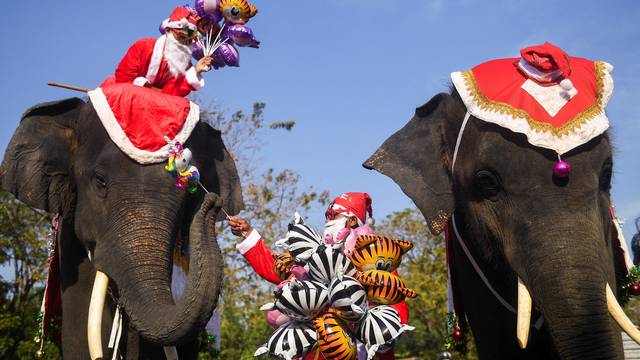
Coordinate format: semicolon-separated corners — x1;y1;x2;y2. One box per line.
191;43;204;61
195;0;222;23
159;18;168;34
224;24;260;48
213;43;240;68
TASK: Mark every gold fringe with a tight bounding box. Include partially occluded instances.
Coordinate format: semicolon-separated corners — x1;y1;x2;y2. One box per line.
461;61;608;137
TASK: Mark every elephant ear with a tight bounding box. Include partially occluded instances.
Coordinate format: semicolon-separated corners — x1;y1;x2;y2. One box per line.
0;98;83;215
363;93;458;235
190;122;244;220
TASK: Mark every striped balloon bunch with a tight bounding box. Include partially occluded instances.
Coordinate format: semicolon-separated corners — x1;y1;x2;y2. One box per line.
255;217;416;360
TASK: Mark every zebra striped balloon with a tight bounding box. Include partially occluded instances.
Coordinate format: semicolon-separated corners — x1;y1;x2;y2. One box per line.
328;276;367;322
307;245;357;283
275;216;323;263
270;280;330;321
356;306;415;360
254;321;317;360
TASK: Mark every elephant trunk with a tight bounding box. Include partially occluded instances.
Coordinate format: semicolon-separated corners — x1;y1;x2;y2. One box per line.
523;221;622;360
95;193;223;345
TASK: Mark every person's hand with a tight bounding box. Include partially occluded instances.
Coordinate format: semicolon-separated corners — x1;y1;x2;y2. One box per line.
195;56;213;73
228;216;253;238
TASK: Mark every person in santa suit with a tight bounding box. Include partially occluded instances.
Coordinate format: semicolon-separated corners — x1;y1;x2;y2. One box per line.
103;6;213;97
229;192;409;360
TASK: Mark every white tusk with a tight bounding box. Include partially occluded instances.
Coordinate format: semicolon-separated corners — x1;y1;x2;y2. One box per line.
606;283;640;344
88;271;109;360
164;346;179;360
517;277;532;349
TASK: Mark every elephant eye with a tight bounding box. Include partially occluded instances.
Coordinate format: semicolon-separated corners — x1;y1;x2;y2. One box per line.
474;170;501;201
600;159;613;192
94;172;108;195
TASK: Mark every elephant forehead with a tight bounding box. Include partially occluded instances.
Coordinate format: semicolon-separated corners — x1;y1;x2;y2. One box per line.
458;119;610;191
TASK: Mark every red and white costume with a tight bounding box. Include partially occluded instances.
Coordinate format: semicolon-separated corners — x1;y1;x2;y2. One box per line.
237;192;409;360
102;7;205;97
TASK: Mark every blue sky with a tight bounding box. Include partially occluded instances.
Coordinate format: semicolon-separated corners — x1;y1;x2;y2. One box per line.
0;1;638;242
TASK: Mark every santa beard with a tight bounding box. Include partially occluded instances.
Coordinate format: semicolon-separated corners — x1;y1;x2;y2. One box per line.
164;33;192;77
323;217;348;244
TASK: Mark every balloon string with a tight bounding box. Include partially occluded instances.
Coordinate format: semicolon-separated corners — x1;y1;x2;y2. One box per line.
198;182;232;219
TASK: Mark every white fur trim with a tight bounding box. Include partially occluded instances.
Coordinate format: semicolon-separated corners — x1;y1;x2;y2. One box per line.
521;79;576;117
236;229;261;255
451;62;614;155
146;35;166;85
166;19;197;31
517;58;563;83
185;67;205;90
87;87;200;164
132;77;149;87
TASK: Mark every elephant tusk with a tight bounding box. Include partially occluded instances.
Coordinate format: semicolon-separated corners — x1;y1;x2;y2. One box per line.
517;277;532;349
606;283;640;344
164;346;179;360
88;271;109;360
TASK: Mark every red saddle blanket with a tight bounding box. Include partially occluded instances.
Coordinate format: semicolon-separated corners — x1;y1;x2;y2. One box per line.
88;81;200;164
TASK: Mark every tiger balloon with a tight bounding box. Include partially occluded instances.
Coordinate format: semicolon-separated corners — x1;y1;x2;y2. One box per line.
313;311;358;360
350;235;413;272
357;270;417;305
272;252;294;281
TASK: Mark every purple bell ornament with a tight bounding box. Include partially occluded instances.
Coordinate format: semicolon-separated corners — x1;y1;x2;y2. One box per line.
553;154;572;178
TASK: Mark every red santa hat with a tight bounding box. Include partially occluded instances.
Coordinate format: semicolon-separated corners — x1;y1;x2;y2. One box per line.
164;7;198;32
517;42;575;95
325;192;373;226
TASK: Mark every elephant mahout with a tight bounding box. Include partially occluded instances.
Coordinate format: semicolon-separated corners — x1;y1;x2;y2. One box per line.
0;92;243;358
364;44;638;360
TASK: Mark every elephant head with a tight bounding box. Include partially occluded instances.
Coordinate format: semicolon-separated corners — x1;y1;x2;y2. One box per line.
0;97;243;356
364;91;635;359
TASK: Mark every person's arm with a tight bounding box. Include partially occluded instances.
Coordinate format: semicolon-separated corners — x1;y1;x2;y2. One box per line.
230;216;281;285
115;39;155;85
236;229;281;285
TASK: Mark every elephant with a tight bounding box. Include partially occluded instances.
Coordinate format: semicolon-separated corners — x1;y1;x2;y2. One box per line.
363;90;638;359
0;97;243;359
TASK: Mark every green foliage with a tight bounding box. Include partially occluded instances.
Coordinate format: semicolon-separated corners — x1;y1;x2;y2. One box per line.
268;121;296;131
0;191;61;358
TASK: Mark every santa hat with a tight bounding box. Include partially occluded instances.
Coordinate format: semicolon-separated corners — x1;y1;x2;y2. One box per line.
164;7;198;32
325;192;373;226
517;42;576;96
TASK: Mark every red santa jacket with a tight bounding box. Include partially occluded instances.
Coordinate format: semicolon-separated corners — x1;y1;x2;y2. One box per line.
237;230;409;360
106;35;205;97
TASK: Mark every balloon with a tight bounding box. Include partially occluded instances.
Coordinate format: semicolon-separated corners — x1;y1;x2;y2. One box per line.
219;0;258;25
313;311;358;360
357;270;417;305
224;24;260;48
356;306;414;360
273;252;294;281
191;42;204;61
350;235;413;272
212;42;240;68
254;321;317;360
274;213;323;263
266;310;290;329
307;245;357;284
195;0;223;23
328;276;367;322
159;18;169;34
261;280;329;321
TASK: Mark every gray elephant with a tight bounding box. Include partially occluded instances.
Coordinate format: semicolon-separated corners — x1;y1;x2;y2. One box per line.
364;49;638;359
0;97;243;359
